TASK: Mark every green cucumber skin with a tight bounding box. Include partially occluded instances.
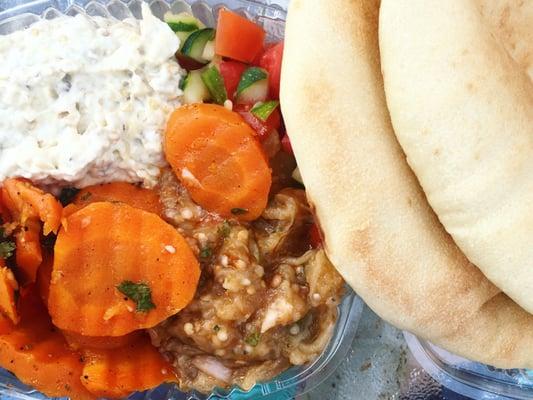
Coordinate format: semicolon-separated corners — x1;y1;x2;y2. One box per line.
167;21;199;32
182;28;216;62
201;66;228;105
251;100;279;121
182;70;211;104
236;67;268;95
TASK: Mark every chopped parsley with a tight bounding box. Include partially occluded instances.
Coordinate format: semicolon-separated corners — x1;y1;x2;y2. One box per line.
58;187;80;206
218;221;231;238
231;208;248;216
79;192;92;202
0;242;15;259
0;227;15;259
199;246;212;259
244;332;260;347
116;281;155;312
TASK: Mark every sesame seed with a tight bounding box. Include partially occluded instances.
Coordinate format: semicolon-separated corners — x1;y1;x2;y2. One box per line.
81;217;91;228
235;259;246;269
254;265;264;277
246;287;256;295
161;368;168;375
312;293;321;301
217;330;228;341
164;245;176;254
271;275;282;288
219;255;229;266
180;208;193;220
241;278;251;286
289;325;300;335
244;344;253;353
223;99;233;110
183;322;194;336
197;232;207;243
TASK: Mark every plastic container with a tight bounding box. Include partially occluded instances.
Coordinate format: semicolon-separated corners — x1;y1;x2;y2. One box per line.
0;1;364;398
405;332;533;400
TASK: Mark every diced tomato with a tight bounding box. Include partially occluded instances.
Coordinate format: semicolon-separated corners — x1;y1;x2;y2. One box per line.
234;104;281;141
215;9;266;63
280;134;293;155
219;61;248;100
310;223;323;248
257;42;284;99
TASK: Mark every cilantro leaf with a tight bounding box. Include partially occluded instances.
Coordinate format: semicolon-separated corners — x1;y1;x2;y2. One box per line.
199;246;212;259
0;241;15;259
218;221;231;238
116;281;155;312
244;332;260;347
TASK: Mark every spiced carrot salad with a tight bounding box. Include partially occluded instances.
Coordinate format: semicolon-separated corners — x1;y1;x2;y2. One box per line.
0;4;344;397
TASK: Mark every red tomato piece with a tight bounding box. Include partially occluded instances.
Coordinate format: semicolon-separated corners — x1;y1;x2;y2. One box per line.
234;104;281;141
219;61;248;101
215;9;266;63
257;42;284;99
280;134;293;155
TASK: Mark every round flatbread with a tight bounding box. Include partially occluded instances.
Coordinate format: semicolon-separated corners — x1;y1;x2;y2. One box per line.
379;0;533;312
281;0;533;368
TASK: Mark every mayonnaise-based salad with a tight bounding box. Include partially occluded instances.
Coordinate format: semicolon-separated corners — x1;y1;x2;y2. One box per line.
0;4;183;188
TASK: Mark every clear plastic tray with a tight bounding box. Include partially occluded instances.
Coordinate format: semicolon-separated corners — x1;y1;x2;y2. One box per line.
405;332;533;399
0;1;363;398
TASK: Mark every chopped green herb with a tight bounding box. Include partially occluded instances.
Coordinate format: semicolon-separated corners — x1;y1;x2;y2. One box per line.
231;208;248;216
199;246;212;259
251;100;279;122
213;325;220;332
116;281;155;312
58;187;80;206
218;221;231;238
245;332;260;347
80;192;92;202
0;241;15;259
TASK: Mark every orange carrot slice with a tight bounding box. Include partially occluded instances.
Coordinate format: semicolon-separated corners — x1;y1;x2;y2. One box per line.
0;288;95;400
165;103;271;221
81;334;175;399
73;182;162;215
0;264;18;324
63;330;142;351
48;202;200;336
36;253;53;304
15;218;43;284
3;179;62;235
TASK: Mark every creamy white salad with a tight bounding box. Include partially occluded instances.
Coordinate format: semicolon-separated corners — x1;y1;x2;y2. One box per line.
0;4;184;188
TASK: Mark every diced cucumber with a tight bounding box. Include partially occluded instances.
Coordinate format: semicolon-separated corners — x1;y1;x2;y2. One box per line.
201;66;227;105
182;28;216;63
236;67;269;104
164;12;205;48
251;100;279;121
181;70;211;104
202;40;215;62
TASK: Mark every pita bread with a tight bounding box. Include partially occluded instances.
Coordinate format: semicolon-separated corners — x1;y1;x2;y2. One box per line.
379;0;533;313
478;0;532;80
281;0;533;368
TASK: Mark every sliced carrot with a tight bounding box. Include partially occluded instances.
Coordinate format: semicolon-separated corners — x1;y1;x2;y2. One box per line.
0;264;18;324
3;178;62;235
36;253;53;304
15;218;43;284
0;288;95;400
81;334;175;399
165;104;271;221
63;330;142;351
73;182;162;215
48;202;200;336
